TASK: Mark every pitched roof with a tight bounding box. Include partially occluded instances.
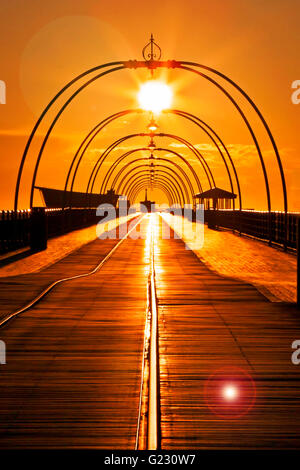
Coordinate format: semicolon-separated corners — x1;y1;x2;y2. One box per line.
194;187;237;199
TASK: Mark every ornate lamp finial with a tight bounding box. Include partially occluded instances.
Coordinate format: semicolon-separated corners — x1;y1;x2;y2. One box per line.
142;34;162;61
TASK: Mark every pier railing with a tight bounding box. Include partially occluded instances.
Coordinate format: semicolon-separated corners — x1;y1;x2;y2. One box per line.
1;208;299;256
0;210;31;254
0;207;102;255
204;209;300;250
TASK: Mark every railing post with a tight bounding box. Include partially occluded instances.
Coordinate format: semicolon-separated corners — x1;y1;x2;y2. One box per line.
30;207;47;252
268;211;272;247
297;218;300;307
284;211;288;252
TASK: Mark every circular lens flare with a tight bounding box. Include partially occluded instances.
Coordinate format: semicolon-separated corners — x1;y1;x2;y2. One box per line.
204;367;256;419
138;81;172;114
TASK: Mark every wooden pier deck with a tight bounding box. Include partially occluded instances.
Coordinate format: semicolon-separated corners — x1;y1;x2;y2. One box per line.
156;218;300;449
0;215;299;449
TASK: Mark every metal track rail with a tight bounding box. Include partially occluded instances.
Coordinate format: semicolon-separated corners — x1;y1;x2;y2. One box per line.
135;215;160;450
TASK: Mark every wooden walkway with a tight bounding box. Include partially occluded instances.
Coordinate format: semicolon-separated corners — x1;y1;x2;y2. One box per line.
0;226;148;448
156;217;300;449
0;214;299;448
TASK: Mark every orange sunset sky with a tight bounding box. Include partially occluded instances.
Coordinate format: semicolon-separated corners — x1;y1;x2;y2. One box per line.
0;0;299;210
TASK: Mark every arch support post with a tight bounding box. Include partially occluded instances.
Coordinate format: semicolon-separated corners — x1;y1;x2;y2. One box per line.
30;207;47;252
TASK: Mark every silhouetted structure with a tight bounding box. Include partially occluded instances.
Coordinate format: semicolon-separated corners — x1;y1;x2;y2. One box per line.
195;187;237;210
140;189;155;213
36;187;119;209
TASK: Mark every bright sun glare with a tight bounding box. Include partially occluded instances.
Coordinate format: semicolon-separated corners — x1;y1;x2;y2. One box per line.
138;80;173;114
223;385;238;401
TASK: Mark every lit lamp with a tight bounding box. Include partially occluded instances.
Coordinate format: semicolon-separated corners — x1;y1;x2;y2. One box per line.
148;138;156;151
147;117;158;133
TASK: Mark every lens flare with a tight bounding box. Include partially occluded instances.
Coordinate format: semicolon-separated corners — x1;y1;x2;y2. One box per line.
223;385;238;400
204;367;256;419
138;81;172;114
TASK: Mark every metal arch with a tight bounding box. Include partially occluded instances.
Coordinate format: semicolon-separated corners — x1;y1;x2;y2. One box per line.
89;133;215;197
72;136;139;209
16;54;287;216
65;108;232;200
63;112;132;209
111;157;194;201
14;61;125;210
125;60;288;214
89;132;213;196
128;176;180;206
87;134;139;193
128;178;178;206
130;178;182;208
166;110;241;210
178;64;271;213
130;182;173;207
30;65;126;209
115;165;190;205
126;174;179;203
109;157;194;201
180;61;287;214
126;173;183;206
131;183;172;207
101;149;144;194
28;103;210;209
155;132;215;186
63;105;234;208
100;147;202;195
127;175;184;207
64;110;142;204
130;175;183;206
51;105;237;208
156;148;202;192
121;169;187;206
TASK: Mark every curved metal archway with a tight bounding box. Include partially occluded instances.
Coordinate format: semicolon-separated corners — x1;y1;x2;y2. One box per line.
100;147;202;196
110;157;194;202
130;184;171;205
125;172;183;204
116;166;190;205
129;181;174;207
127;175;181;205
14;43;287;224
122;170;186;206
61;108;239;206
86;133;215;198
127;175;182;206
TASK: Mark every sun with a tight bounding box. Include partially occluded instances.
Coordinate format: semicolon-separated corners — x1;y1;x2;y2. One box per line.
138;80;173;114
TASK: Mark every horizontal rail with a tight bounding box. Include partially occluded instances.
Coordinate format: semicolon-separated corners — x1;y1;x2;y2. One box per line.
203;210;300;250
0;207;118;255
